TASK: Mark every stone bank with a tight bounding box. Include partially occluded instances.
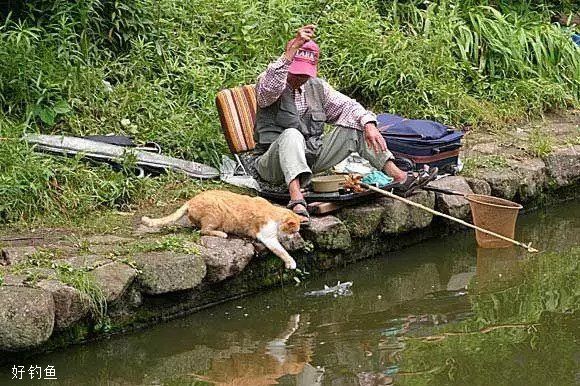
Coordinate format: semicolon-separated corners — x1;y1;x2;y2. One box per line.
0;143;578;358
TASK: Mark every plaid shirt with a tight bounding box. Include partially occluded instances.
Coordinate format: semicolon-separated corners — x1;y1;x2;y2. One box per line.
256;55;376;130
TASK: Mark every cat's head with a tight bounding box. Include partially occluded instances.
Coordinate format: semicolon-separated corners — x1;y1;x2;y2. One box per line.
280;211;301;234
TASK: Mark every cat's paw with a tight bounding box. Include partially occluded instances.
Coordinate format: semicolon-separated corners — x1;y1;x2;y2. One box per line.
285;258;297;270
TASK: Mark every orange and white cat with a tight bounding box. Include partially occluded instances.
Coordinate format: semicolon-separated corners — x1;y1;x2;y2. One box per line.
141;190;302;269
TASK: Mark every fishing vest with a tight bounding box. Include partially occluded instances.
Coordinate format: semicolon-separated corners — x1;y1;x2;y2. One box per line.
254;77;326;159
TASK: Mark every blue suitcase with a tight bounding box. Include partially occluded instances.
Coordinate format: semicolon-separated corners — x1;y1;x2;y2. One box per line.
377;113;464;174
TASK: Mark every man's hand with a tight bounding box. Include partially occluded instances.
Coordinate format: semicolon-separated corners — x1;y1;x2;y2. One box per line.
285;24;316;60
364;122;387;153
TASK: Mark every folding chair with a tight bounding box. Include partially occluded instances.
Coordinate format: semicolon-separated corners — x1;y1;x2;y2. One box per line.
215;84;258;176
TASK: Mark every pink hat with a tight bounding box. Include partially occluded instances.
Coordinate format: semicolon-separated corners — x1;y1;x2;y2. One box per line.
288;40;319;77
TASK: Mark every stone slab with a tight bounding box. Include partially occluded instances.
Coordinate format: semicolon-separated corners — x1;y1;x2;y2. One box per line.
508;158;548;201
0;273;27;286
544;145;580;187
428;176;474;221
338;203;385;238
85;235;133;245
477;169;520;200
0;286;54;351
90;262;137;303
199;237;255;283
0;246;38;266
464;177;492;196
36;279;90;330
380;191;435;234
65;255;114;270
302;216;351;250
134;252;206;295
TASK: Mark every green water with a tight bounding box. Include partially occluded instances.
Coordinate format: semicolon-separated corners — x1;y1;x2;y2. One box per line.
1;202;579;385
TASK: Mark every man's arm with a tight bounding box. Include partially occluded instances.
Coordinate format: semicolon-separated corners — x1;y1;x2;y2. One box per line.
256;56;292;108
321;81;387;153
256;24;316;108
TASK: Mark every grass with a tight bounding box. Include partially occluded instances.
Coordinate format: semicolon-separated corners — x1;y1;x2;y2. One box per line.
461;154;509;176
7;249;108;323
121;233;201;256
0;0;578;225
527;126;555;157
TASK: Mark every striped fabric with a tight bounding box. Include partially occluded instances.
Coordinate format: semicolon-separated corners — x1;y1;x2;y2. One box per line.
216;85;257;154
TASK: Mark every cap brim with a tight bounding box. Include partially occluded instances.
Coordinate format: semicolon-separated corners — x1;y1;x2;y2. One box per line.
288;61;317;77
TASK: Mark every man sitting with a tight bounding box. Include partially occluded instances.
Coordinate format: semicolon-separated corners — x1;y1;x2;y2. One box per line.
254;24;436;224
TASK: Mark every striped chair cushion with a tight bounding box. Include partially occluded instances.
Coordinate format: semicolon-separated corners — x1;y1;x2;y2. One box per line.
216;85;257;154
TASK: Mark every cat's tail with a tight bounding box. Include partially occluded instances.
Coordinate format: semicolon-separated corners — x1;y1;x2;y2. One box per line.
141;203;189;228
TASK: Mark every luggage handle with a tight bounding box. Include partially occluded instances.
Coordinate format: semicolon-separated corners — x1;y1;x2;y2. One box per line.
432;143;460;154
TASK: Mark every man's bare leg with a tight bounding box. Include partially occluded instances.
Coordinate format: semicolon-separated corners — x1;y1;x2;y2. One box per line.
289;178;308;222
383;160;407;183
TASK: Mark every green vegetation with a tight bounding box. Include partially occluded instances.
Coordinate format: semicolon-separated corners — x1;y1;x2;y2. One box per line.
397;247;579;385
461;154;509;175
527;126;555;157
7;249;108;322
0;0;578;224
122;233;201;255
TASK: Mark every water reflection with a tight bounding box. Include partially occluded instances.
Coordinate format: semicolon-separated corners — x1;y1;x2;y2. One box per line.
0;201;577;385
475;246;526;293
194;314;323;386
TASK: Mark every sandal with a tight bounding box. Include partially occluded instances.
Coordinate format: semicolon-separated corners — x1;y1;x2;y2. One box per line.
392;167;438;197
287;199;311;227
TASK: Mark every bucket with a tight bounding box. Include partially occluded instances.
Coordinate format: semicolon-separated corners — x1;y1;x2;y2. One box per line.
465;194;523;249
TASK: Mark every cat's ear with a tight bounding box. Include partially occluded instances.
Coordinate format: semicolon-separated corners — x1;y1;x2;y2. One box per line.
283;215;300;231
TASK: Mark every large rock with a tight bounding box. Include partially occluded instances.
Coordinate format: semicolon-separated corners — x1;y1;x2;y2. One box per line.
511;158;547;201
380;191;435;234
90;262;137;302
464;177;492;196
0;286;54;351
477;168;520;200
337;203;385;238
199;237;255;283
544;145;580;187
302;216;351;250
134;252;206;294
36;280;90;330
428;176;473;220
